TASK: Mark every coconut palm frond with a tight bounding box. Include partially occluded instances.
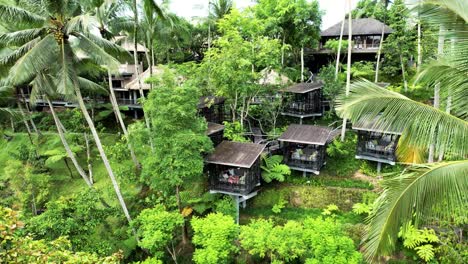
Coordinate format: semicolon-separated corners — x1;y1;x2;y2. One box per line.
72;32;120;72
0;4;45;26
8;34;58;85
84;33;131;62
0;28;45;47
335;80;468;158
418;0;468;29
78;77;107;95
30;71;56;105
0;37;40;66
363;160;468;261
65;14;99;35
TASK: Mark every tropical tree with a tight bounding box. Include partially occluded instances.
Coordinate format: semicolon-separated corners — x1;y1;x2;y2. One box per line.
0;0;135;227
336;5;468;254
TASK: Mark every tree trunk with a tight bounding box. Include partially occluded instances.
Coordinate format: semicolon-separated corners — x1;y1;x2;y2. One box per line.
108;70;140;169
64;158;73;179
399;53;408;92
281;33;285;65
46;97;92;187
176;185;188;245
300;45;304;82
341;3;352;142
73;82;134;227
10;116;15;132
374;25;385;82
132;0;154;153
335;11;346;80
17;102;34;145
84;132;93;185
417;23;422;72
19;89;40;136
428;26;445;163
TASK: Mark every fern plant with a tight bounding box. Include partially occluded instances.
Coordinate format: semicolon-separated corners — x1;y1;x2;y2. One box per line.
261;155;291;183
398;223;439;262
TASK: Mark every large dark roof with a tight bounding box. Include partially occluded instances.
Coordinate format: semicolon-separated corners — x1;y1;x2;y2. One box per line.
278;125;339;145
353;116;403;135
198;96;225;109
206;122;224;135
205;141;266;168
283;82;323;94
321;18;392;37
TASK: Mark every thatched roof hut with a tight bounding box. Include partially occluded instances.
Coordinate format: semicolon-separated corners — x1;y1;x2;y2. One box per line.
321;18;392;37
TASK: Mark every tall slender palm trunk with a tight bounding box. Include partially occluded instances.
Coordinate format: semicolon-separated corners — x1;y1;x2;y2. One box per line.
46;97;92;187
19;89;40;136
400;53;408;92
17;102;34;145
335;10;346;80
341;3;352;142
133;0;154;152
374;25;385;82
300;45;305;82
108;71;140;168
417;0;422;72
73;83;133;226
428;25;445;163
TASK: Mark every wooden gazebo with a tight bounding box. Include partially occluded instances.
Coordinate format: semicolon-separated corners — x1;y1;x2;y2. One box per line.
278;124;339;175
198;96;225;124
281;82;323;121
205;141;265;196
353;118;402;165
206;122;224;147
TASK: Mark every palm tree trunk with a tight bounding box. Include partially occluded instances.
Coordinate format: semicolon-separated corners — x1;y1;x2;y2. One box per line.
46;97;92;187
132;0;154;153
17;102;34;145
19;89;40;136
417;23;422;72
108;70;140;169
374;25;385;82
10;116;15;132
399;53;408;92
300;45;305;82
335;10;346;80
73;83;133;226
84;132;93;184
341;3;352;142
428;26;445;163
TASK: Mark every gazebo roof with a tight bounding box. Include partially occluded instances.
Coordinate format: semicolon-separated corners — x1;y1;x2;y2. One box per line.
283;82;323;94
278;124;339;145
321;18;392;37
198;96;226;109
206;122;224;135
352;116;403;135
205;141;266;168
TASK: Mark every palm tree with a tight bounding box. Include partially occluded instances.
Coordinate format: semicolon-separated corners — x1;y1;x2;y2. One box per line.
340;0;353;142
209;0;233;20
336;0;468;261
82;0;140;168
0;0;134;226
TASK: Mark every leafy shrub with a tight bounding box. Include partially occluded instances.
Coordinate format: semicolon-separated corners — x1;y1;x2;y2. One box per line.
261;155;291;183
214;197;237;219
325;134;361;177
322;204;340;216
271;196;287;214
191;213;239;264
223;121;249;142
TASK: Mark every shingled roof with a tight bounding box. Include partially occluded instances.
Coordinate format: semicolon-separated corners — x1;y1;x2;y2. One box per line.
205;141;266;168
321;18;392;37
353;116;403;135
278;125;339;145
283;82;323;94
206;122;224;135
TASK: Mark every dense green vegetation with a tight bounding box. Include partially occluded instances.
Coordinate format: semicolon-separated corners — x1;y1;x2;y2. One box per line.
0;0;466;263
